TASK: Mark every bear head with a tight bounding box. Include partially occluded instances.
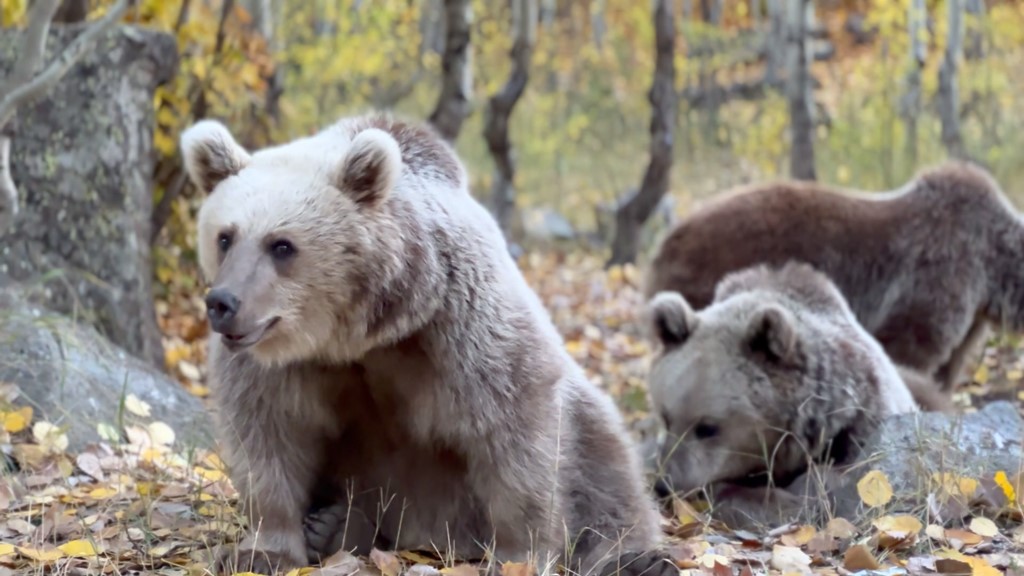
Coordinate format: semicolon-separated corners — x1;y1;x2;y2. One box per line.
643;263;907;499
180;118;406;366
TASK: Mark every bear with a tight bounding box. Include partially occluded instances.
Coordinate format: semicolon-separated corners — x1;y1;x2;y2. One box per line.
642;262;921;527
642;161;1022;394
179;113;668;576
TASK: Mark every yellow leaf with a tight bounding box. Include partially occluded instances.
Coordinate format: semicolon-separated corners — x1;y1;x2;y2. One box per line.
284;569;316;576
995;470;1017;503
0;543;15;556
857;470;893;507
88;486;118;500
973;364;989;384
2;406;31;433
194;466;226;483
58;539;99;557
1007;369;1023;381
969;517;999;538
872;515;923;535
124;394;151;417
17;546;65;562
926;524;946;540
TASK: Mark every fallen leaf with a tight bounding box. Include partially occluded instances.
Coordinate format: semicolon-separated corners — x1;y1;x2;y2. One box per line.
370;548;401;576
500;562;535;576
32;421;68;453
969;517;999;538
769;545;811;574
825;517;858;539
124;394;151;417
147;421;176;446
945;528;984;546
440;566;478;576
926;524;947;540
935;558;972;574
974;364;989;384
1;406;31;433
780;524;817;547
843;544;880;571
873;514;923;535
857;470;893;507
57;539;99;557
994;470;1017;504
75;452;105;482
96;422;120;442
0;544;14;557
16;546;65;562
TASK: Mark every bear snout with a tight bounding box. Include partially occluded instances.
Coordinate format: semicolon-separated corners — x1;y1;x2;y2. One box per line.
206;288;241;333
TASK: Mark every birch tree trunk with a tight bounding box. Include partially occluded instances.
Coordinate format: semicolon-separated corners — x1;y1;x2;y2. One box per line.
786;0;816;181
938;0;965;159
964;0;985;60
484;0;537;238
901;0;927;163
252;0;284;121
764;0;784;88
428;0;473;142
606;0;677;267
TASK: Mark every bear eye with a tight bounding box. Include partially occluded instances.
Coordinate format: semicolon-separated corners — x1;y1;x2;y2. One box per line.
269;239;296;260
693;422;719;440
217;231;233;252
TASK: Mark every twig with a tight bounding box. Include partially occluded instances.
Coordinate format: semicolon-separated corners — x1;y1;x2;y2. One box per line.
0;0;136;128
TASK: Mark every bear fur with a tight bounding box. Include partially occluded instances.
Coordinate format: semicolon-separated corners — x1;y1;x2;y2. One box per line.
180;113;665;575
643;262;920;524
643;161;1022;393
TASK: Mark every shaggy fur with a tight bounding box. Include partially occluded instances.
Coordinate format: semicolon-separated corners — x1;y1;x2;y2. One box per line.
644;262;919;514
181;113;664;576
643;162;1023;393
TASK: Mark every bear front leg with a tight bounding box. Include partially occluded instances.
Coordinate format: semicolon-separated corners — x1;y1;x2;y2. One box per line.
468;437;562;572
214;418;327;574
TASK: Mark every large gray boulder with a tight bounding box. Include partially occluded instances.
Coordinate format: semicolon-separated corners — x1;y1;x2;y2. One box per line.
0;24;179;369
0;288;214;453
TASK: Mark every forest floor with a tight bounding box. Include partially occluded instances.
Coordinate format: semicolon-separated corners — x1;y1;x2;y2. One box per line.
1;250;1023;576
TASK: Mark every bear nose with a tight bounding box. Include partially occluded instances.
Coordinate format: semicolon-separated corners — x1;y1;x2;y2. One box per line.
205;289;240;332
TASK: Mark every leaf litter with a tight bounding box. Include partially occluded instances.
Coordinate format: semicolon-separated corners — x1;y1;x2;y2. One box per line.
1;250;1023;575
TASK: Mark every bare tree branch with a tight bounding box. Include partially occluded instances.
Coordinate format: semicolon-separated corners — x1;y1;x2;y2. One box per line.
484;0;538;239
428;0;473;142
0;0;134;230
606;0;677;267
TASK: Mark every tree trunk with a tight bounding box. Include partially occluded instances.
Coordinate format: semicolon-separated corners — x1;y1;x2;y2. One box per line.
252;0;283;122
606;0;677;268
0;24;178;370
52;0;89;23
786;0;816;181
937;0;965;159
900;0;926;164
428;0;473;143
963;0;985;60
484;0;537;238
419;0;446;57
763;0;784;88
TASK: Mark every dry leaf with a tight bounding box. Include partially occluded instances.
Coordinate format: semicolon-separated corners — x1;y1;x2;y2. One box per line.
440;566;479;576
857;470;893;507
769;545;811;574
31;421;68;453
945;528;984;546
16;546;65;562
0;544;14;557
994;470;1017;504
57;539;99;557
969;517;999;538
147;421;176;446
842;544;880;571
935;557;973;574
75;452;105;482
370;548;401;576
780;524;817;547
124;394;151;417
825;517;858;539
926;524;947;540
1;406;31;433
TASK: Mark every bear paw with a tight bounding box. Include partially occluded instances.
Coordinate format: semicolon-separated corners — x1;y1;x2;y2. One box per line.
215;545;306;575
303;503;378;564
598;550;677;576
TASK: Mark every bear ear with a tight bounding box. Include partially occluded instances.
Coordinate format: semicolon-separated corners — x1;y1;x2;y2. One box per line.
746;305;799;365
335;128;403;206
646;291;697;347
180;120;251;194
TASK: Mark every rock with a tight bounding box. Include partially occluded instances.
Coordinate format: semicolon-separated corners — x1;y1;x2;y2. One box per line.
521;207;577;242
831;401;1024;521
0;288;214;453
0;24;180;369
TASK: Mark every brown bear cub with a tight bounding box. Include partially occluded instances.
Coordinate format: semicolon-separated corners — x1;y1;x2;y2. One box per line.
644;162;1022;393
644;262;920;526
180;114;665;575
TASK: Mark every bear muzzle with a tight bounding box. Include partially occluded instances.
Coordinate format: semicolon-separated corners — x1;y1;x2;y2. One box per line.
205;288;280;351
